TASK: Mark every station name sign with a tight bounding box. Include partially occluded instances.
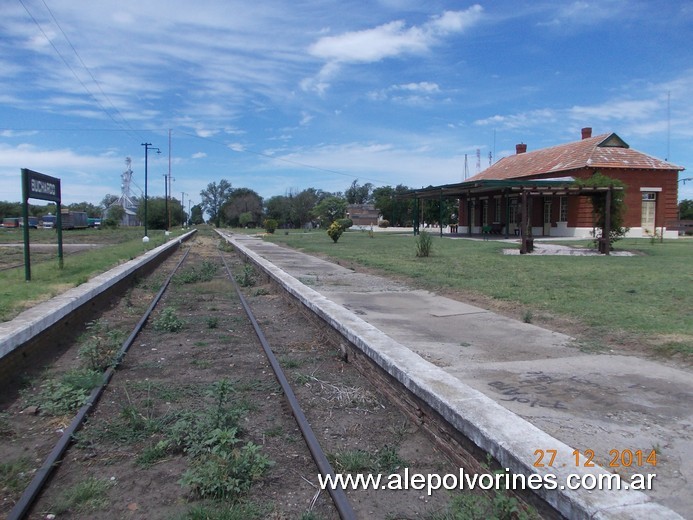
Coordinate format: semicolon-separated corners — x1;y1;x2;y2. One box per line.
22;168;61;203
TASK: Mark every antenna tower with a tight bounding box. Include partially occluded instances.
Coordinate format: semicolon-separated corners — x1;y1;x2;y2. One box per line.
476;148;481;174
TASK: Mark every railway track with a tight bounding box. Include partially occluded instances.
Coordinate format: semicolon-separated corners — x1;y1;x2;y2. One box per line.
1;233;494;520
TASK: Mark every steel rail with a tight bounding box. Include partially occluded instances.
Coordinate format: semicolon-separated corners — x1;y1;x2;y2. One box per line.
7;247;192;520
221;253;357;520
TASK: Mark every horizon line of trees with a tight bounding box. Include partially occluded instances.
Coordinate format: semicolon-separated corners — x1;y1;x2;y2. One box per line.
198;179;435;229
4;183;693;231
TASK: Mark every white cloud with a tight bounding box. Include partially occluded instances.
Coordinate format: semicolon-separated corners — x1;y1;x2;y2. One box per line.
303;6;482;93
192;152;207;159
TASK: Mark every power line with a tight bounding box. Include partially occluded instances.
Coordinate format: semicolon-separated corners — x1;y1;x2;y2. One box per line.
17;0;143;144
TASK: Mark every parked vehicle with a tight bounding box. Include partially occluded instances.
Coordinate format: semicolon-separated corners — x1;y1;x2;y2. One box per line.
61;210;88;230
19;216;39;228
2;217;20;228
88;217;102;228
42;214;56;229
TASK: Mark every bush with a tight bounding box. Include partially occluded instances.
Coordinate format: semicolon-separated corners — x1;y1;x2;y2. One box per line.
327;221;344;243
100;217;119;229
378;220;390;228
153;307;185;333
336;218;353;230
416;230;432;257
263;219;278;234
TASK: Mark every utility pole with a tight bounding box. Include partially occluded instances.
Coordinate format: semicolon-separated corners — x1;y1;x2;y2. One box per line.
141;143;160;242
168;129;172;230
181;192;187;228
163;174;168;232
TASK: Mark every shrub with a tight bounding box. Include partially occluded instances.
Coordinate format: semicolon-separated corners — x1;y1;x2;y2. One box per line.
235;264;256;287
327;221;344;243
378;220;390;228
416;230;432;257
29;368;102;415
153;307;185;333
100;217;119;229
263;219;278;234
336;218;353;230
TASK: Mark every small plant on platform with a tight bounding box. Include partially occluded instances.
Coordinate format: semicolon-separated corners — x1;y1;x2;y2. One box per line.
153;307;186;332
416;230;432;257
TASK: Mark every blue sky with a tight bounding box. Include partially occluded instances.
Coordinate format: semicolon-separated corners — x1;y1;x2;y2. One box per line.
1;0;692;209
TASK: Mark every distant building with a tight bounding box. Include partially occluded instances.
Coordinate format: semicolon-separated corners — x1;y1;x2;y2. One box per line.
347;204;380;226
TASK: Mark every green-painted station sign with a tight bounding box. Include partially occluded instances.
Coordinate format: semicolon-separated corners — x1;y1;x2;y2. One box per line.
21;168;64;281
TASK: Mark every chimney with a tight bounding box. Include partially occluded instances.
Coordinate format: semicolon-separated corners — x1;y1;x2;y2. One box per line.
516;143;527;154
581;127;592;139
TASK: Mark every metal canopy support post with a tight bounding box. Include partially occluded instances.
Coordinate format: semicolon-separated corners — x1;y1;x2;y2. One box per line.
603;187;612;255
467;193;472;236
503;190;510;239
520;190;529;254
439;189;444;237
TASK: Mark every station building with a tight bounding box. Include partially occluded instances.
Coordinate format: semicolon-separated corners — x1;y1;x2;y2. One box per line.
409;128;683;239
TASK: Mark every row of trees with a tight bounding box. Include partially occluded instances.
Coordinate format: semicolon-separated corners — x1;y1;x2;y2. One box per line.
197;179;451;229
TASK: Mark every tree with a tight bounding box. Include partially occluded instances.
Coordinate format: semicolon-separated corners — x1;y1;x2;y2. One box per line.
265;195;292;228
222;188;263;227
0;201;23;220
103;204;124;227
134;196;184;229
679;199;693;220
312;196;347;225
345;180;373;204
200;179;233;227
576;173;629;250
190;204;204;225
373;184;414;226
68;202;102;217
101;194;119;210
290;188;320;228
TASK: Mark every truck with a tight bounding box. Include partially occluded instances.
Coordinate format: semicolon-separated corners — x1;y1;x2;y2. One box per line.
2;217;20;228
42;214;56;229
18;216;39;228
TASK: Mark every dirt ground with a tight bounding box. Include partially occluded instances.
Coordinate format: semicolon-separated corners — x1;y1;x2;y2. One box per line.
2;235;513;520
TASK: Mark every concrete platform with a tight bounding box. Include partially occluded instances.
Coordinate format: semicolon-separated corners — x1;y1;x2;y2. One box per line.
0;231;196;361
221;231;690;520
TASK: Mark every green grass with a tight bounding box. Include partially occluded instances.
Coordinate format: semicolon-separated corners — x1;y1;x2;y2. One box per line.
0;456;33;494
50;477;113;514
264;231;693;352
0;226;187;321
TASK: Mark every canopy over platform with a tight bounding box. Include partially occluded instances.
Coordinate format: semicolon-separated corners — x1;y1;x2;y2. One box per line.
399;179;623;254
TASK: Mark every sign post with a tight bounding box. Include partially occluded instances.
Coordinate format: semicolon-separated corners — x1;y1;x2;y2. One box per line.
21;169;62;281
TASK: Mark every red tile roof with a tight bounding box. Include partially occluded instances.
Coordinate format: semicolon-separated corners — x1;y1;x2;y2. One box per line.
468;133;684;181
